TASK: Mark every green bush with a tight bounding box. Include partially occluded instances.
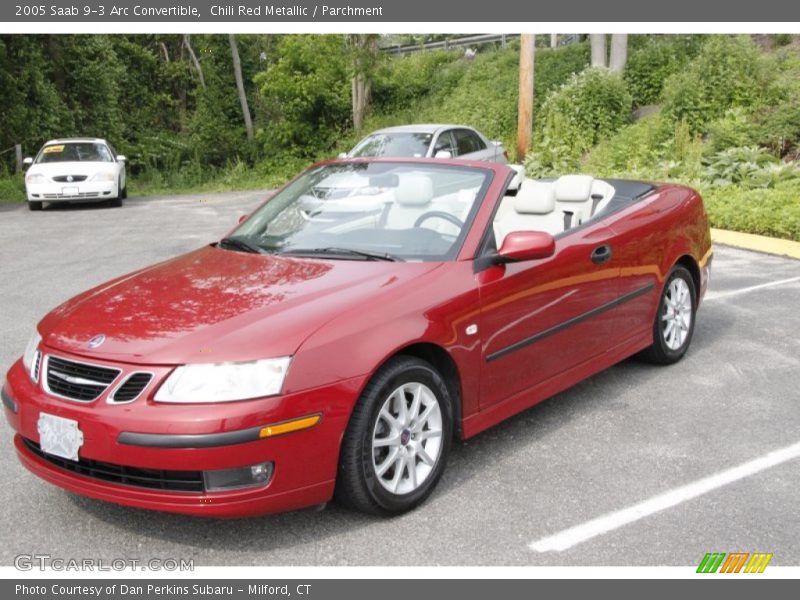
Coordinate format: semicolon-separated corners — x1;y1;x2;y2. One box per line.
703;146;800;188
624;35;705;106
773;34;792;48
0;173;25;202
703;184;800;241
533;41;590;111
527;68;632;173
255;35;351;157
661;36;774;133
372;50;465;112
584;113;705;182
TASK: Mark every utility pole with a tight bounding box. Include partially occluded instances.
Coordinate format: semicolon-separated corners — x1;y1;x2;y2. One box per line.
516;34;535;162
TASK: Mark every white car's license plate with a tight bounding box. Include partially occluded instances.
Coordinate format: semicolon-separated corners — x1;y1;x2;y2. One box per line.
37;412;83;462
61;186;79;197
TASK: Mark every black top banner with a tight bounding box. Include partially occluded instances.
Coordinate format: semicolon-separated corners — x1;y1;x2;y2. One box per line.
3;0;800;22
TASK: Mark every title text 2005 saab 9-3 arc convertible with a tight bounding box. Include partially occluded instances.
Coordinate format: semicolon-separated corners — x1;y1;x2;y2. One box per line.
2;158;712;517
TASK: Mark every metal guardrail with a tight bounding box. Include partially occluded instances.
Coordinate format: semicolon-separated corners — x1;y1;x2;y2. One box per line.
383;34;520;54
382;33;582;55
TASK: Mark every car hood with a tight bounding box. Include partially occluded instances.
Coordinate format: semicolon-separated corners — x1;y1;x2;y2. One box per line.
28;161;116;177
39;245;440;365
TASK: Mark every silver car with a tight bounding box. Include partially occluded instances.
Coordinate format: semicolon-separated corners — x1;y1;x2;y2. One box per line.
343;124;508;164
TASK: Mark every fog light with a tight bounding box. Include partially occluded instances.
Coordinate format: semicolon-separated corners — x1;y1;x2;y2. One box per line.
203;462;273;492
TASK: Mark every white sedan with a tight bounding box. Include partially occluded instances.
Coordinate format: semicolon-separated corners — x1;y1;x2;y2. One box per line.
342;124;509;164
23;138;127;211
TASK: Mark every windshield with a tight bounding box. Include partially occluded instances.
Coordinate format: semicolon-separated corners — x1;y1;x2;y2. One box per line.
350;133;433;158
228;162;491;262
36;143;114;164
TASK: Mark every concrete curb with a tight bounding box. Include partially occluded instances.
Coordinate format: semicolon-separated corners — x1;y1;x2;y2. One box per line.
711;228;800;260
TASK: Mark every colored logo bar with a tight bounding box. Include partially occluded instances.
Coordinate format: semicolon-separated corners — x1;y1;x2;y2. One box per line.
697;552;773;573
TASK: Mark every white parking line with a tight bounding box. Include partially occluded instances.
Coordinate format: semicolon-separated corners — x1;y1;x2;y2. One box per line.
704;275;800;301
529;440;800;553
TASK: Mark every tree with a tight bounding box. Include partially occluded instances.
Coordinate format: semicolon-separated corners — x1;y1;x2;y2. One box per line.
516;34;535;161
183;34;206;90
609;34;628;73
348;34;380;132
228;34;253;142
590;34;607;68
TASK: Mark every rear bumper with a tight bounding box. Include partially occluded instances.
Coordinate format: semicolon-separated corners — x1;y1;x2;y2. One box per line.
4;357;364;517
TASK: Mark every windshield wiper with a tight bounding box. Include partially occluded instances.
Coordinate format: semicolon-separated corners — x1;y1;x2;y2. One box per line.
217;237;268;254
281;247;402;262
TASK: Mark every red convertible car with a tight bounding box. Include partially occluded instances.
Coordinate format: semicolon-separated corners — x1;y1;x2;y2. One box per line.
2;159;711;517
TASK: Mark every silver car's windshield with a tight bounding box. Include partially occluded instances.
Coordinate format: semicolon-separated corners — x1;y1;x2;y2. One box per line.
228;162;491;262
35;143;114;164
350;133;433;158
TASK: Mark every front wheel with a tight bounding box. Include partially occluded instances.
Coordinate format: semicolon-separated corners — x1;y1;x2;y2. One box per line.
335;356;453;516
28;201;43;211
639;265;696;364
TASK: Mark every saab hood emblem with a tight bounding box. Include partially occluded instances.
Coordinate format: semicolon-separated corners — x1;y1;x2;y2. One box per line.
66;175;74;182
87;335;106;349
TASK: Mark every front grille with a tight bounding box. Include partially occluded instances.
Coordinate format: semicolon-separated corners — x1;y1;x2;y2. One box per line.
23;438;204;493
52;175;88;183
42;192;101;199
45;355;120;402
111;373;153;403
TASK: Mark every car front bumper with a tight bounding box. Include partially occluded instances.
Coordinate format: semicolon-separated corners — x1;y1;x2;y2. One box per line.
3;355;364;517
26;181;117;203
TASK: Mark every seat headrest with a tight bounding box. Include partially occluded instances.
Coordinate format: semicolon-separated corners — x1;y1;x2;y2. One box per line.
513;180;555;215
555;175;594;203
395;174;434;206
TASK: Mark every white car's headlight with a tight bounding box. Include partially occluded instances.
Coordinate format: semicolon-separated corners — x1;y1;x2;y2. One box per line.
22;330;42;382
25;173;48;184
154;357;292;403
90;172;116;182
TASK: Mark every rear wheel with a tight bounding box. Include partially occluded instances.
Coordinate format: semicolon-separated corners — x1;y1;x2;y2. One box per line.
335;356;453;516
639;265;696;364
28;201;43;211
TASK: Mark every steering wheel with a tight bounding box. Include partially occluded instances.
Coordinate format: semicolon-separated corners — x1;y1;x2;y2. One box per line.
413;211;464;230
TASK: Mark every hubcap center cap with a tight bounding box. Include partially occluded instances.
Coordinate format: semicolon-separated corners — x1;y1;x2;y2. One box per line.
400;429;411;446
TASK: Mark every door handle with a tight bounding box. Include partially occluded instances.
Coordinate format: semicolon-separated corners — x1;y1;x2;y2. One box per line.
591;244;613;265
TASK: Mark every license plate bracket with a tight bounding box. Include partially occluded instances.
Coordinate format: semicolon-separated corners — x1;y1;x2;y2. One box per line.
37;412;83;462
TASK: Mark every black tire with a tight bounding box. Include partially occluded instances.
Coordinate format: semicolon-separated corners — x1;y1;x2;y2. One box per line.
335;356;453;516
28;201;43;211
639;265;697;365
121;181;128;199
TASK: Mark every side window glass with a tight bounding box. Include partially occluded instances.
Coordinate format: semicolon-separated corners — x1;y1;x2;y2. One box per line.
454;129;480;155
433;131;455;155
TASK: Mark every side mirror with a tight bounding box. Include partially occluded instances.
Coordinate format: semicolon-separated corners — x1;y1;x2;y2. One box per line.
337;152;347;159
23;157;33;167
238;214;249;224
116;155;127;162
496;231;555;263
434;150;452;159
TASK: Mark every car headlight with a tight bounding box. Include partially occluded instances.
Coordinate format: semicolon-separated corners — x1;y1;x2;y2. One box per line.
25;173;48;184
22;330;42;382
154;357;292;403
89;172;116;182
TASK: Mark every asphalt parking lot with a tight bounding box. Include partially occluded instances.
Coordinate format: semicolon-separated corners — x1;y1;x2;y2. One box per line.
1;193;799;567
